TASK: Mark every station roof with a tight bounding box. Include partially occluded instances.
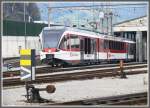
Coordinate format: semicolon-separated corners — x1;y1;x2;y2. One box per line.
113;16;148;32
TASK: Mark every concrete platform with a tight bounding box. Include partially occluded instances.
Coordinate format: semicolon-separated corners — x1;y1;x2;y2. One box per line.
2;73;148;106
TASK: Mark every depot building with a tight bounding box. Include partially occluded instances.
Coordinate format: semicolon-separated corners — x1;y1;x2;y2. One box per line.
113;16;148;62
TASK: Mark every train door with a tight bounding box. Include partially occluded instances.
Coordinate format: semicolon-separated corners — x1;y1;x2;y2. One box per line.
126;43;129;61
97;39;100;61
80;38;84;63
143;42;147;61
84;38;90;62
104;40;109;61
93;39;97;61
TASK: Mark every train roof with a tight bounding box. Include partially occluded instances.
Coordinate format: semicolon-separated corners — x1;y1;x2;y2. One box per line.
43;26;135;43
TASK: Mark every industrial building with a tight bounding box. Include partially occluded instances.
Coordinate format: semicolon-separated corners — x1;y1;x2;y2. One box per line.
113;16;148;62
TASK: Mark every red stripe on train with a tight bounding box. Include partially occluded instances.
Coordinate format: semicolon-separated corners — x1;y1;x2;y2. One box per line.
43;48;57;52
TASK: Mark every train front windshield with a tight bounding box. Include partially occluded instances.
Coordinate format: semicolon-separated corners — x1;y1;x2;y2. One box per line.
42;30;63;48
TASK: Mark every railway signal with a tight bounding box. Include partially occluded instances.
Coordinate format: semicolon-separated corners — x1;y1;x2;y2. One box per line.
25;84;56;103
20;49;56;103
20;49;35;81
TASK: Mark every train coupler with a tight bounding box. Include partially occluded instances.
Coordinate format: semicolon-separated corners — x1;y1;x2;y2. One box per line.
25;84;56;103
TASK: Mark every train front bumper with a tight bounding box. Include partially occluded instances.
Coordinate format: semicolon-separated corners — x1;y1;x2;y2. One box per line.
46;54;54;60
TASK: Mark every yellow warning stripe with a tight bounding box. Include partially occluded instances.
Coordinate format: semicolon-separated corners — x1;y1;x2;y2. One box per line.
20;49;31;55
20;60;31;66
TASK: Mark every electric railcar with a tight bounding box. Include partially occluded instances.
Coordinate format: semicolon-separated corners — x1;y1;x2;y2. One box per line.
39;26;135;67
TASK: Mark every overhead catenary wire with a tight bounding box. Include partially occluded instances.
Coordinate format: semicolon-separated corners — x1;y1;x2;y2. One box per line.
47;3;147;9
47;2;147;34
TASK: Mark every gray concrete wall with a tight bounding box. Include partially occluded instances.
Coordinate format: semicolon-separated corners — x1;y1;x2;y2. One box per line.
136;31;143;62
2;36;41;58
142;32;147;61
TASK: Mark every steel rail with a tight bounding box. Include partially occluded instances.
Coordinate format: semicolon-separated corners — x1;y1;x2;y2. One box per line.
3;64;147;87
3;62;147;77
56;92;147;105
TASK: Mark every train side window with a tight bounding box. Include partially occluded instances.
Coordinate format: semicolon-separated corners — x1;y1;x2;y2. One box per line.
59;36;66;50
74;36;80;48
116;41;119;50
111;41;113;49
104;40;106;49
123;43;125;50
109;41;113;49
115;42;117;50
70;35;80;49
119;42;121;50
116;42;118;50
112;41;114;50
91;39;95;54
109;41;111;49
66;36;70;49
84;38;88;54
80;39;84;51
118;42;121;50
118;42;120;50
104;40;108;49
113;41;115;50
99;39;103;51
88;38;91;54
122;43;124;50
121;42;124;50
121;42;123;50
113;41;116;50
114;41;117;50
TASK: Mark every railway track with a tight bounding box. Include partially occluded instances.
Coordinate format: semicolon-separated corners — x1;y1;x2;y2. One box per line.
3;62;147;77
56;92;147;105
3;63;147;87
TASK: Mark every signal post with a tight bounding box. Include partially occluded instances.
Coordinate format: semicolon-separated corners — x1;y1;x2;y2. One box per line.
20;49;55;103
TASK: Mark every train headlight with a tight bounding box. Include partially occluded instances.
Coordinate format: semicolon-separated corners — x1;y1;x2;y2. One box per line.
48;49;51;53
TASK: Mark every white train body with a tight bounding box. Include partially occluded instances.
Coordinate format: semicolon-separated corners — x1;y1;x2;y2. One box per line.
39;26;135;66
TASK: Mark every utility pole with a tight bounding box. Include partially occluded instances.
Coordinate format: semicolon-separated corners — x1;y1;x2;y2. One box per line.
107;15;109;35
108;12;113;35
24;3;27;49
99;11;104;33
110;12;113;35
48;8;51;27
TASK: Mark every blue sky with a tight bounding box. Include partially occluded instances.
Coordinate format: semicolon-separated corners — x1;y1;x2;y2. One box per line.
37;2;148;24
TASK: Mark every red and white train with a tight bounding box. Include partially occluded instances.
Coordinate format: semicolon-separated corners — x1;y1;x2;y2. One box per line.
39;26;136;66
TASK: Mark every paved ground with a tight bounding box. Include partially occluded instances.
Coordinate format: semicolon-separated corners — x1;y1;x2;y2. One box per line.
2;73;148;107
